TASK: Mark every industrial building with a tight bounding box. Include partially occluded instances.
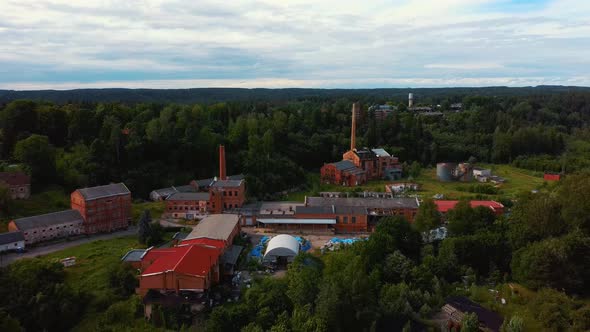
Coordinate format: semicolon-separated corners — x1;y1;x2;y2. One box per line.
9;210;84;245
71;183;132;234
0;231;25;252
0;171;30;199
321;103;402;186
263;234;300;264
164;192;210;219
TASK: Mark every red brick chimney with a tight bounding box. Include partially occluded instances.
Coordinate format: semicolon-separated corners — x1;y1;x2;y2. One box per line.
351;102;359;151
219;145;227;180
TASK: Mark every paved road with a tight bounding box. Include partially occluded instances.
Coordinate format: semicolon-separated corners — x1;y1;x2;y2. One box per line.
0;226;138;267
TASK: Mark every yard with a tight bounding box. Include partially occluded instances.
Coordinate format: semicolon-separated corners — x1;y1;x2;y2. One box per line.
285;164;548;202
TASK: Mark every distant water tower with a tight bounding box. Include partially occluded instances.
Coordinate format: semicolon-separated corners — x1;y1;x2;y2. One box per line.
408;93;414;108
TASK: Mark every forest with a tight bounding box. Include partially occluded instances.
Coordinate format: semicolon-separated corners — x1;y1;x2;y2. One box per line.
1;88;590;201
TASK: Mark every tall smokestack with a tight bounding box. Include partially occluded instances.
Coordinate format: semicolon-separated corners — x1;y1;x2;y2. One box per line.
219;145;227;180
408;93;414;108
351;102;359;151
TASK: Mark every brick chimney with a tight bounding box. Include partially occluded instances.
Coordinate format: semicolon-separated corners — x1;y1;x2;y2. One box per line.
351;102;359;151
219;145;227;180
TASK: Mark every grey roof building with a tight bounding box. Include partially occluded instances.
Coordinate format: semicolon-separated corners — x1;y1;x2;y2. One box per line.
12;210;84;231
305;197;420;209
166;192;210;201
77;183;130;200
185;214;240;242
0;231;25;245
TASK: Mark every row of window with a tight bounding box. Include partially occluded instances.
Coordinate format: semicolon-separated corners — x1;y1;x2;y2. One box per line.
338;216;357;224
24;223;81;235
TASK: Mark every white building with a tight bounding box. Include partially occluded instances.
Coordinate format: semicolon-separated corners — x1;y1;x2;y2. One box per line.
0;231;25;252
263;234;300;264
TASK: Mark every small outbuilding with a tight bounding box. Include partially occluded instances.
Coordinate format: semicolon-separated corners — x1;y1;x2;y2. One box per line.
263;234;300;264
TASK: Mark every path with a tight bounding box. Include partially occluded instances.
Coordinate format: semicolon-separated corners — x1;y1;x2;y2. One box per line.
0;226;138;267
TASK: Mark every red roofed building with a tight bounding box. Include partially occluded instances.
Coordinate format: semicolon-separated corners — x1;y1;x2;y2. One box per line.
139;244;221;297
544;173;561;181
434;200;505;216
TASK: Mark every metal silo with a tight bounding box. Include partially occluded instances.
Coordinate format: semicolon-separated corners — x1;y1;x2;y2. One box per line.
437;162;455;182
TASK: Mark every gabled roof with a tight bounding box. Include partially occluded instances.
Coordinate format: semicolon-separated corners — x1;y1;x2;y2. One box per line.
0;172;30;186
371;148;391;157
121;249;147;262
331;160;357;171
76;183;130;200
0;231;24;245
185;214;240;242
211;179;243;188
180;238;225;249
167;192;210;201
142;244;220;277
12;209;84;231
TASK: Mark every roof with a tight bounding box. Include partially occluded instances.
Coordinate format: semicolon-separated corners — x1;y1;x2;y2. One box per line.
296;206;334;215
263;234;300;261
0;231;25;245
305;197;420;209
434;200;504;213
445;296;504;331
185;214;240;242
76;183;130;200
151;187;178;197
258;218;336;225
221;245;243;266
12;209;84;231
167;192;210;201
180;237;225;249
228;174;245;180
0;172;30;186
354;148;377;160
334;205;368;215
371;148;391;157
172;232;189;241
142;244;220;277
331;160;357;171
211;179;243;188
175;185;197;193
121;249;147;262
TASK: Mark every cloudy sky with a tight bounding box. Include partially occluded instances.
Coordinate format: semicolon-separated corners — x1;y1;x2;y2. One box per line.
1;0;589;89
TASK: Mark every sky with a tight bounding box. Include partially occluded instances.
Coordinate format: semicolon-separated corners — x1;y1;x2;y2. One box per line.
1;0;590;90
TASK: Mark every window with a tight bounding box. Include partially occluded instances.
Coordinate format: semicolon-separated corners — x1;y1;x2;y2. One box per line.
228;191;232;196
352;217;356;224
223;191;227;196
343;216;348;224
234;191;238;196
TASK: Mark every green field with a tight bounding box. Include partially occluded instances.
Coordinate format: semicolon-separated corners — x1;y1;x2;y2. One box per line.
132;200;166;222
286;164;548;202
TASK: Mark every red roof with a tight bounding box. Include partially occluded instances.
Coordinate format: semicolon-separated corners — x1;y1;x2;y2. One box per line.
142;244;219;277
0;172;30;186
434;200;504;214
180;238;225;249
544;173;561;181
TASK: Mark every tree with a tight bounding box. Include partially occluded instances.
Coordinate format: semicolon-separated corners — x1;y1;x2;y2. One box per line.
501;315;524;332
108;263;139;297
0;183;13;215
383;251;414;283
138;210;152;245
461;312;479;332
413;199;441;232
0;310;22;332
287;253;323;308
13;134;56;184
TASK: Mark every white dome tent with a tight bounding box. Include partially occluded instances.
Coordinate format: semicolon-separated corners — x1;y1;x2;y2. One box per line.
263;234;300;264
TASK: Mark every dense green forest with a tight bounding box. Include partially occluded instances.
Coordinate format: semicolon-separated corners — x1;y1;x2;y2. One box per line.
1;88;590;200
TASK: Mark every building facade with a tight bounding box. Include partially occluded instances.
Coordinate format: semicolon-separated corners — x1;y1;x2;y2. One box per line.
71;183;132;234
165;192;210;219
320;160;367;186
9;210;84;245
0;172;30;199
0;231;25;252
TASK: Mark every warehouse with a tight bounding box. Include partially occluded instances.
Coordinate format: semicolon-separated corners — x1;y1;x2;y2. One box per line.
263;234;300;264
182;214;241;248
9;210;84;245
0;231;25;252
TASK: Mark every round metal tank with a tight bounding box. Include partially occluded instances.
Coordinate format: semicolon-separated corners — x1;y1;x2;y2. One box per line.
437;162;455;182
458;163;473;182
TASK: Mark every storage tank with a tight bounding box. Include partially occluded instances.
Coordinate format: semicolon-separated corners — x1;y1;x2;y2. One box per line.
437;162;456;182
457;163;473;182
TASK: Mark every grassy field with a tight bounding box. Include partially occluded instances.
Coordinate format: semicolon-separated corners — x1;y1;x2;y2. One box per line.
285;164;548;202
132;200;166;222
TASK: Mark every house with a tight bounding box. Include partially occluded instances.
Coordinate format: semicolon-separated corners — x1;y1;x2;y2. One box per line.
442;296;504;332
434;200;505;216
320;160;367;186
0;231;25;252
71;183;132;234
165;192;210;219
544;173;561;181
9;210;84;245
0;172;30;199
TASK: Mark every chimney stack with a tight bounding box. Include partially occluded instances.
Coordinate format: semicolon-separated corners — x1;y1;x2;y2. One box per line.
351;102;359;151
408;93;414;108
219;145;227;180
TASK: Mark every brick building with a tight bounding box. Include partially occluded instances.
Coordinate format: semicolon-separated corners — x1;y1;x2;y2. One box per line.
320;160;367;186
0;172;30;199
71;183;132;234
9;209;84;245
321;103;402;186
207;145;246;213
165;192;210;219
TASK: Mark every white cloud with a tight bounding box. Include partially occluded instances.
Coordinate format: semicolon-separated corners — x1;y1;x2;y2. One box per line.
0;0;589;88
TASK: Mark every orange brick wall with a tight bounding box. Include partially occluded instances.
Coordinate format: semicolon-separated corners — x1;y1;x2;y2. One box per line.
71;191;132;234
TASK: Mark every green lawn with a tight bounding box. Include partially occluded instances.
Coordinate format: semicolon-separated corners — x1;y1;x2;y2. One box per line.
132;200;166;222
285;164;547;202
